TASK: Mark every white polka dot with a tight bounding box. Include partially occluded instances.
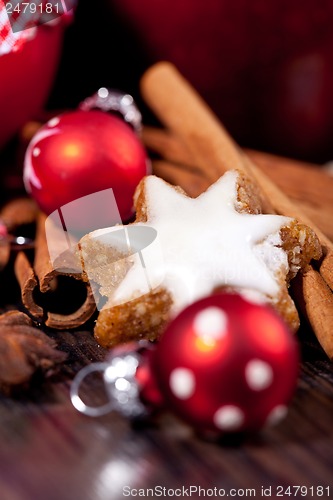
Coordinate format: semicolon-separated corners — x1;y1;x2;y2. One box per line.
32;147;41;157
48;117;60;127
213;405;245;431
266;405;288;426
193;307;228;342
245;359;274;391
169;368;195;400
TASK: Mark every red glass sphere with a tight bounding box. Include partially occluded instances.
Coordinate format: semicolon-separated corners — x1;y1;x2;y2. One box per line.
24;110;149;225
151;293;299;433
0;25;64;150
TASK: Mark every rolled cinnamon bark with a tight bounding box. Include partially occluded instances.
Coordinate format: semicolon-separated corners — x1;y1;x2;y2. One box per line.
152;159;210;197
14;213;97;329
292;266;333;359
0;197;38;270
0;197;38;232
141;62;274;215
142;127;197;172
0;245;9;272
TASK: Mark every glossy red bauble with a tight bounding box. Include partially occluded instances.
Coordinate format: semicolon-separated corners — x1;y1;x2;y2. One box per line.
0;25;64;149
150;293;299;433
24;110;149;225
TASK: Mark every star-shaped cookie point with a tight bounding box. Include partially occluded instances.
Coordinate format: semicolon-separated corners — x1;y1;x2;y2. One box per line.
79;170;321;347
109;171;292;310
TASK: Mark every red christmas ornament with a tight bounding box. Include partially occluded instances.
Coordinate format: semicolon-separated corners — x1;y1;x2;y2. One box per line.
70;293;299;436
24;90;150;226
150;293;299;433
0;22;64;150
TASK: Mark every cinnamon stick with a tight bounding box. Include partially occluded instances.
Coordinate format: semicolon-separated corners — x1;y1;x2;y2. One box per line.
14;213;97;329
0;197;38;270
140;62;333;357
0;197;38;233
14;252;43;320
141;63;244;176
142;126;197;172
152;159;210;197
0;244;9;272
246;150;333;242
141;62;274;214
292;267;333;359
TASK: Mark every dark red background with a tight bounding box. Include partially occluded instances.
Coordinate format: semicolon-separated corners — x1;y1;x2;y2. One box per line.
48;0;333;164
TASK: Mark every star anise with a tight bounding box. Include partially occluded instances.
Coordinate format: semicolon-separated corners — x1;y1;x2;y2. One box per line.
0;311;66;392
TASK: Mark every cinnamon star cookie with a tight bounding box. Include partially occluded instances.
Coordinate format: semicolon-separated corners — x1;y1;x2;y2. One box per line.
79;171;321;347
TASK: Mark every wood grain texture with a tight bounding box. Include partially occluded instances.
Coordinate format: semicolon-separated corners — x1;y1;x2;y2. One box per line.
0;330;332;500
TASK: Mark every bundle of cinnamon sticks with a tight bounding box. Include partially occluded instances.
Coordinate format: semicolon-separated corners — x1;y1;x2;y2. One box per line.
0;197;96;330
139;62;333;359
14;212;97;329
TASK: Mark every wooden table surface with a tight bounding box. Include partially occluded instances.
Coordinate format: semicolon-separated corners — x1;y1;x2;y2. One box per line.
1;152;333;500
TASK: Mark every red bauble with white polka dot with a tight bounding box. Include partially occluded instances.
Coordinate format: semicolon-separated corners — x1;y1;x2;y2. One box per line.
150;293;299;433
70;293;299;435
23;91;150;226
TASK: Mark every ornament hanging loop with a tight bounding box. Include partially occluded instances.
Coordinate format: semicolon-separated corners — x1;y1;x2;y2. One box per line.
71;347;147;419
70;362;116;417
79;88;142;132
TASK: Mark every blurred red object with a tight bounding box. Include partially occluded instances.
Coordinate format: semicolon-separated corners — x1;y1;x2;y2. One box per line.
111;0;333;161
0;19;67;150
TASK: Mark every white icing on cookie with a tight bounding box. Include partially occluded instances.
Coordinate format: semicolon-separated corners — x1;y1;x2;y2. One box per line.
93;172;292;313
